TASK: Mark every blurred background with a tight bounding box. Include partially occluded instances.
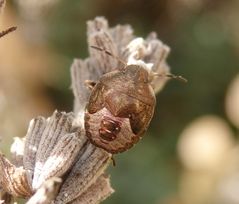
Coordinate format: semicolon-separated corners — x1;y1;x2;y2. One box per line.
0;0;239;203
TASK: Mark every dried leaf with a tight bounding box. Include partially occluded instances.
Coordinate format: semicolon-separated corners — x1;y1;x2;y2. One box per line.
0;0;5;15
26;177;62;204
109;24;134;56
0;187;13;204
0;153;32;198
71;59;97;115
23;117;47;186
87;17;118;74
33;111;74;184
55;144;111;203
70;175;114;204
33;132;85;189
11;137;25;167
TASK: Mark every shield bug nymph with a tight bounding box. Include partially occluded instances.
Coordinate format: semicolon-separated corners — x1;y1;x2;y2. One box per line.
85;46;186;154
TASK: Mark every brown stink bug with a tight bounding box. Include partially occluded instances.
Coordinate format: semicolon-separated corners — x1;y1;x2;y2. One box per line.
85;46;186;154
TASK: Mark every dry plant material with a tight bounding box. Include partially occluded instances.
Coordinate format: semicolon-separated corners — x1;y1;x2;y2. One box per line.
26;177;62;204
0;16;171;203
0;153;32;198
0;0;4;16
0;0;17;39
0;26;17;38
0;111;112;204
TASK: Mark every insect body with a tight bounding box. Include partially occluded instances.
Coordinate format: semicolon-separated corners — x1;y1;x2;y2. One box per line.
85;64;156;154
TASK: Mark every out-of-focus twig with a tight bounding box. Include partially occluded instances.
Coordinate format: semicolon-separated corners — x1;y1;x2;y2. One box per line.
0;26;17;38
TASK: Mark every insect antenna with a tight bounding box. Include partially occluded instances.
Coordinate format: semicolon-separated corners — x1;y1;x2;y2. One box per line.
0;26;17;38
90;45;187;83
90;45;127;67
152;73;188;83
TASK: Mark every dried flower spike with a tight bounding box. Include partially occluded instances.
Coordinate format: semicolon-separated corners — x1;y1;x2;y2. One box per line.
0;16;172;204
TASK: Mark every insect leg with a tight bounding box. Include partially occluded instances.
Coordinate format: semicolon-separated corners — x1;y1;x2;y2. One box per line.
84;80;97;90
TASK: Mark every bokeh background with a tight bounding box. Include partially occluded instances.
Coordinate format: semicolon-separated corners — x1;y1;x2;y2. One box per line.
1;0;239;203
